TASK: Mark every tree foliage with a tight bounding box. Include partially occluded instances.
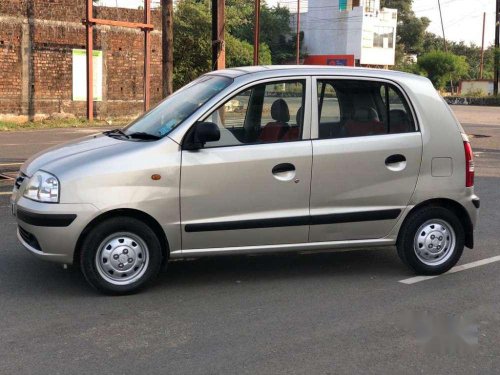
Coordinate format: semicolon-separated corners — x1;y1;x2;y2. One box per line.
172;0;293;89
417;50;469;89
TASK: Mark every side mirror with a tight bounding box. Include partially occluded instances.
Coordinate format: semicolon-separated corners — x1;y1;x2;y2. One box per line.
184;122;220;150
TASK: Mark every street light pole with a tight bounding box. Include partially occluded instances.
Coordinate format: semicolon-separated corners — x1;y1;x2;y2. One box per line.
437;0;447;52
480;12;486;79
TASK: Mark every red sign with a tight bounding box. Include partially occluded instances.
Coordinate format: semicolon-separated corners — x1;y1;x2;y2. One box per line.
303;54;355;67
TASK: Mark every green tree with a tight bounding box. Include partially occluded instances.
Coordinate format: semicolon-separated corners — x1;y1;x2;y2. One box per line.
418;50;469;89
173;0;272;89
228;1;296;64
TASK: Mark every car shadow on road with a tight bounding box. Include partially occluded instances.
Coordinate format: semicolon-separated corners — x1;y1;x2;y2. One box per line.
151;247;410;290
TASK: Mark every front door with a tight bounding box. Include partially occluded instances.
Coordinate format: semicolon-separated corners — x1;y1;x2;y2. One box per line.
309;77;423;242
180;78;313;251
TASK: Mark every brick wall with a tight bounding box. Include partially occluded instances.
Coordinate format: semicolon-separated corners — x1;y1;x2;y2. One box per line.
0;0;163;119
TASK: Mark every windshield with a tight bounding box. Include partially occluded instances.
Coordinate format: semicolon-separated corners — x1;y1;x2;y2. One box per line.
122;75;233;139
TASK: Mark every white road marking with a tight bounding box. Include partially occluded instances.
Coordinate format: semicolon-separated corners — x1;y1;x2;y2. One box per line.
0;192;12;195
0;162;23;167
399;255;500;284
1;142;60;146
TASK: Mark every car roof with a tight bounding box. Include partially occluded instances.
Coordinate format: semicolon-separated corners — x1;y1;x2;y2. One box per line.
207;65;428;85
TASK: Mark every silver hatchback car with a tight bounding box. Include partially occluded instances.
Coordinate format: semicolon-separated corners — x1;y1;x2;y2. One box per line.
11;66;479;294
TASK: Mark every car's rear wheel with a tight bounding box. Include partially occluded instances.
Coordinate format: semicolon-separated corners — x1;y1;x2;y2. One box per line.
80;217;163;294
397;206;464;275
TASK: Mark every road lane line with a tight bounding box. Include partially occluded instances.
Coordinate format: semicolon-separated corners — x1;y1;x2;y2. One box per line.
0;163;23;167
0;192;12;195
399;255;500;284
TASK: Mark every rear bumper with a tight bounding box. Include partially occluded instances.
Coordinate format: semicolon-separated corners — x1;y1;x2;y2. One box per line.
463;194;480;249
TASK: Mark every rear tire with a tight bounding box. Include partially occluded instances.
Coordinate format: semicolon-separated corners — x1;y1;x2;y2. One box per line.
397;206;464;275
80;217;163;295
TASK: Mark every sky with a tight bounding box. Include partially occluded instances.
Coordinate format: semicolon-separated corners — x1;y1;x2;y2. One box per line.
412;0;495;47
98;0;496;47
273;0;496;47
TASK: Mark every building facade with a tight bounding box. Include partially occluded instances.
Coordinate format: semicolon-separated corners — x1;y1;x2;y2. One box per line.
0;0;163;121
292;0;398;66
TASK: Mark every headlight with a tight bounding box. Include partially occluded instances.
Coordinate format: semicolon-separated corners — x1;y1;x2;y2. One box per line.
23;170;60;203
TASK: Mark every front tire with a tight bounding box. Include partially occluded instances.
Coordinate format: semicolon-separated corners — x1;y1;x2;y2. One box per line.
80;217;163;294
397;206;465;275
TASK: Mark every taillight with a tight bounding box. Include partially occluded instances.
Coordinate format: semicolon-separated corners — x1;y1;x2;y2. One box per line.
463;137;474;187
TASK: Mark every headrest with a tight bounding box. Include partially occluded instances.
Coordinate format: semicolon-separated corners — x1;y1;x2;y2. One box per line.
271;99;290;123
296;106;303;127
352;107;379;122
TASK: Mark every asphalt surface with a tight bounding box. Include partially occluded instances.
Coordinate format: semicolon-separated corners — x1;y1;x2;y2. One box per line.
1;106;500;374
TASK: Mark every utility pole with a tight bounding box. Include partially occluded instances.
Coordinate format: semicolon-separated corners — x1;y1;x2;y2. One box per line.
495;0;500;95
437;0;447;52
253;0;261;65
162;0;174;97
296;0;300;64
212;0;225;70
480;12;486;79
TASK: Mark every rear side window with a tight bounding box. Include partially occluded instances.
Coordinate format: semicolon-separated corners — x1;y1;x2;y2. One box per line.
316;79;415;139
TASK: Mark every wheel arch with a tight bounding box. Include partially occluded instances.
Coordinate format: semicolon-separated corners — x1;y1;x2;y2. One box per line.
399;198;474;249
74;208;170;266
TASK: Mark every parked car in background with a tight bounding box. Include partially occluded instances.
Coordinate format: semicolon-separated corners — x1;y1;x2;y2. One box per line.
11;66;479;294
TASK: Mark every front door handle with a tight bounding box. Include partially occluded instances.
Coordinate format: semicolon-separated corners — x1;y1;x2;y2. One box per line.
272;163;296;174
272;163;296;182
385;154;406;165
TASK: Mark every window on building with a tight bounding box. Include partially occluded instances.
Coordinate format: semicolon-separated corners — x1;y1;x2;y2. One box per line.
373;26;394;48
352;0;360;7
316;79;415;139
365;0;375;13
202;80;305;147
339;0;348;11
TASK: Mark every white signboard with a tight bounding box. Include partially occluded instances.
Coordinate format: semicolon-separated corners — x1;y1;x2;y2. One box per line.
72;49;103;101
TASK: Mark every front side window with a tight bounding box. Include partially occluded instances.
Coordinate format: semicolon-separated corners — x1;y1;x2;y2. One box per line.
202;80;305;148
123;75;233;139
316;79;415;139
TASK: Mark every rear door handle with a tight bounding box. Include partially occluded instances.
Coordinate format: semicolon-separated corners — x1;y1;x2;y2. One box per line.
272;163;296;174
385;154;406;165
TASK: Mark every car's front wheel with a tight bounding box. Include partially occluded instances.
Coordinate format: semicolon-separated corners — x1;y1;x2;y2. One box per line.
80;217;163;294
397;206;465;275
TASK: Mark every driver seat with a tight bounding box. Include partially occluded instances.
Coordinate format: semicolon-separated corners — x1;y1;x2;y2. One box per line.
259;99;290;142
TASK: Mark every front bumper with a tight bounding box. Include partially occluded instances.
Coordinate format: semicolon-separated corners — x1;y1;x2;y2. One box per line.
12;195;99;264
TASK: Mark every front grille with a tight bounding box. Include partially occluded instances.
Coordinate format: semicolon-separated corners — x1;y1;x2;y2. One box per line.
19;226;42;251
14;172;27;190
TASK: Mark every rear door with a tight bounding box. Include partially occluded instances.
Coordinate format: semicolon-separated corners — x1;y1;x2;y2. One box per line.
180;77;313;251
309;77;422;242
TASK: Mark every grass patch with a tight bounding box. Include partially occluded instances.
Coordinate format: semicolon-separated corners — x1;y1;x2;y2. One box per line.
0;118;128;132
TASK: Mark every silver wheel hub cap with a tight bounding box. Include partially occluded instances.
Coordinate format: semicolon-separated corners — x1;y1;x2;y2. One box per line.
96;233;149;285
413;219;456;266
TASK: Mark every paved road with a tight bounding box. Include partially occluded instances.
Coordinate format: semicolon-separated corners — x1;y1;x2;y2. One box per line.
1;107;500;374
